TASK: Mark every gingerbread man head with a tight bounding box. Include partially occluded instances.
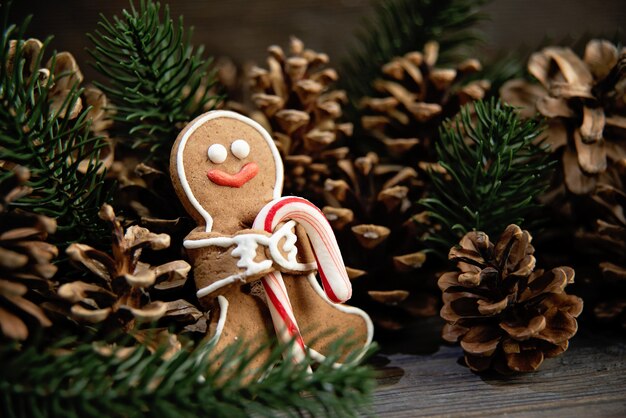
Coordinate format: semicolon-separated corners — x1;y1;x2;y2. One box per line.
170;111;284;233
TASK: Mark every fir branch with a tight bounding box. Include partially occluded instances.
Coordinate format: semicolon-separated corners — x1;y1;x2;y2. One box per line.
88;0;222;162
0;4;109;245
419;98;554;254
341;0;487;104
0;333;376;418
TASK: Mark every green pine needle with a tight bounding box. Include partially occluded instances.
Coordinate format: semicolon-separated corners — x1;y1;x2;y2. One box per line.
0;333;377;418
341;0;487;105
420;98;554;254
0;4;110;245
87;0;222;162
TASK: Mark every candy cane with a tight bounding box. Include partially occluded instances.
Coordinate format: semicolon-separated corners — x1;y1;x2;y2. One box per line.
262;270;308;363
253;196;352;362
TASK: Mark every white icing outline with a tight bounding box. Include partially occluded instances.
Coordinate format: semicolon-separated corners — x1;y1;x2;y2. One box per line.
186;221;317;298
303;273;374;365
176;110;284;232
208;143;227;164
231;139;250;160
213;295;229;343
196;294;229;380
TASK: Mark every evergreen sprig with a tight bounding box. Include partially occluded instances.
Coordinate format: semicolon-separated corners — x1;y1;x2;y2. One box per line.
88;0;221;161
341;0;487;103
0;6;109;244
0;334;376;418
420;98;554;253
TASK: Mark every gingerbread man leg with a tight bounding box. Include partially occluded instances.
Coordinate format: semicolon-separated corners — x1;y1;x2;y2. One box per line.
206;286;275;376
283;273;373;362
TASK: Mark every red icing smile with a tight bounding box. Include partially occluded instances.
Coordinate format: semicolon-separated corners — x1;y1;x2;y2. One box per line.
207;162;259;187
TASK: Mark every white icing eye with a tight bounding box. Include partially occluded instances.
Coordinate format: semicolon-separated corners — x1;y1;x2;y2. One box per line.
231;139;250;160
207;144;227;164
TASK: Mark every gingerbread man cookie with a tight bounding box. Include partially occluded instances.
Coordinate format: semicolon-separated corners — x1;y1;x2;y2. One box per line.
170;110;372;369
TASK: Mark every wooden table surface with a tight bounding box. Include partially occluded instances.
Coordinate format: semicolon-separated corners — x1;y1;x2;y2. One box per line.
370;318;626;417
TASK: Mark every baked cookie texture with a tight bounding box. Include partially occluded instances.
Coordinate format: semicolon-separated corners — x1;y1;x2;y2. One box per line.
170;110;372;373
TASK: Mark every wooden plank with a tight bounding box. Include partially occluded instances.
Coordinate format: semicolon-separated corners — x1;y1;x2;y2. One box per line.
371;318;626;417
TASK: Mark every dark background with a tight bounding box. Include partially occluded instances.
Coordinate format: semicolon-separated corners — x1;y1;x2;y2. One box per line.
9;0;626;80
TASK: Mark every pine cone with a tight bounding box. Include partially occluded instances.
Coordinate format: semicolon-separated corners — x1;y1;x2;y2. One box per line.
0;165;57;340
182;58;228;116
501;40;626;195
248;36;353;200
360;41;489;165
110;156;192;227
320;42;489;330
58;204;200;333
7;38;114;173
439;224;583;373
322;151;438;330
108;155;196;264
211;57;255;114
585;181;626;328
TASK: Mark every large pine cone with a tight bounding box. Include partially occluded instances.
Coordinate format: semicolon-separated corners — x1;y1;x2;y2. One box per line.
0;166;56;340
248;36;353;200
58;204;201;333
582;180;626;329
501;40;626;196
439;224;583;373
322;151;437;330
326;42;489;330
7;38;114;172
360;41;489;166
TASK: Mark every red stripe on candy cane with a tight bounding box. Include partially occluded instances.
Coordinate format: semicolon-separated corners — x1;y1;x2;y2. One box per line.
313;251;340;303
262;274;306;351
263;196;320;231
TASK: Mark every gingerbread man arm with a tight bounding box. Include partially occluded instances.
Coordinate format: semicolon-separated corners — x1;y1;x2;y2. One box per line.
184;223;317;299
184;228;273;299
